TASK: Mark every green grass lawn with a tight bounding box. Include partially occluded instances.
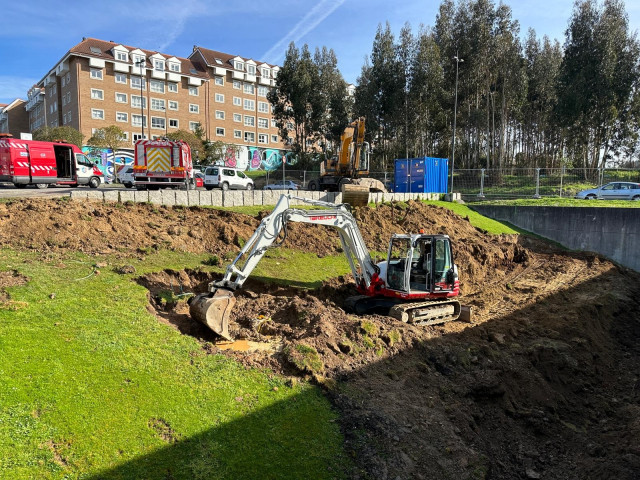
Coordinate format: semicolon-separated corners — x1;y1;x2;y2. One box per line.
0;248;351;480
476;197;640;208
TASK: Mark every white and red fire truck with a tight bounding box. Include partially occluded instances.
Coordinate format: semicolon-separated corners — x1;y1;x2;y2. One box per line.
132;139;194;190
0;135;103;189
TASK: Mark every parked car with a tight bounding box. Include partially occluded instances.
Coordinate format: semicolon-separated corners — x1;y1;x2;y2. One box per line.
194;172;204;188
263;180;301;190
575;182;640;200
203;166;254;191
117;166;135;188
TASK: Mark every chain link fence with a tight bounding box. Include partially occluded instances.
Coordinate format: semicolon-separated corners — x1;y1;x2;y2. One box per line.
253;167;640;199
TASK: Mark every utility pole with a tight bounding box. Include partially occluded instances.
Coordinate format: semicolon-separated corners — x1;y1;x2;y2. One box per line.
450;53;463;195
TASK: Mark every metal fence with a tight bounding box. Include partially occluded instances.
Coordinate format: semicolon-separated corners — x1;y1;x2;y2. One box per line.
257;167;640;199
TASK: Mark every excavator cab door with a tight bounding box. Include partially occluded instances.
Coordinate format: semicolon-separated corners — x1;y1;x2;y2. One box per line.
385;236;411;293
431;237;456;293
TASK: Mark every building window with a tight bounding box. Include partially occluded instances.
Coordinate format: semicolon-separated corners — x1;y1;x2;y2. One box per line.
243;83;254;95
66;72;71;83
271;118;277;128
151;98;166;111
168;62;180;72
132;114;147;127
233;80;241;89
92;109;104;120
189;104;199;113
271;134;278;143
66;92;71;103
61;76;66;88
131;76;146;89
169;119;178;128
116;51;128;62
215;76;224;86
261;68;270;78
133;133;145;142
67;112;72;123
233;113;242;122
258;102;269;113
233;96;241;106
151;117;165;129
247;64;256;75
258;117;268;128
258;134;268;144
189;121;199;131
244;115;255;127
189;86;198;96
258;86;268;97
62;96;67;107
116;112;128;122
122;131;129;141
115;73;127;84
150;80;165;93
154;59;165;71
234;61;244;71
215;110;225;120
168;82;178;93
91;89;104;100
131;95;147;109
234;130;242;139
286;122;294;129
168;100;178;110
62;113;67;124
244;131;255;143
244;99;255;111
90;68;103;80
215;93;224;103
216;127;225;136
115;92;127;103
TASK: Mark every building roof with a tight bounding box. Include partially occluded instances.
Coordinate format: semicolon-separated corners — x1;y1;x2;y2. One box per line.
193;46;278;71
61;38;209;79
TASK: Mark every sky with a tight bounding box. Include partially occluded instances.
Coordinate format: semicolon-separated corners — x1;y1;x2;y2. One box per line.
1;0;639;104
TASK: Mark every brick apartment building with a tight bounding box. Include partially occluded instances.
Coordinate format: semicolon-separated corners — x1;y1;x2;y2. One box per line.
0;99;29;137
25;37;287;164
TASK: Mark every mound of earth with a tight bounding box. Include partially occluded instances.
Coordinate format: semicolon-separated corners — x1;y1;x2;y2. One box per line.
2;197;639;479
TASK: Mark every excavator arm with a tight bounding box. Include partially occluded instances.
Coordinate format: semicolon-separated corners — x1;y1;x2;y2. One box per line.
189;194;379;339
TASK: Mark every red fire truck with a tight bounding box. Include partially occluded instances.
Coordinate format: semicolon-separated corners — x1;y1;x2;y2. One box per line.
0;134;103;189
133;139;194;190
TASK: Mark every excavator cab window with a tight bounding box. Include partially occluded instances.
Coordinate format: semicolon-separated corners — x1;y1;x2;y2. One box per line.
433;238;453;290
387;237;411;292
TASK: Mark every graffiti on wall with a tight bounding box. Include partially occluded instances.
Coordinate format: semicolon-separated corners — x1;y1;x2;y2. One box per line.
218;145;298;172
82;147;134;181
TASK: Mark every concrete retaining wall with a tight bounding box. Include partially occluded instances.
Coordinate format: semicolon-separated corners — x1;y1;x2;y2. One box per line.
70;189;454;207
472;205;640;272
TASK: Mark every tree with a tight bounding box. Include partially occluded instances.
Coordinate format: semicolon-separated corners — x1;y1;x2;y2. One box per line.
268;42;324;154
33;126;84;147
556;0;640;169
87;125;127;152
166;129;204;161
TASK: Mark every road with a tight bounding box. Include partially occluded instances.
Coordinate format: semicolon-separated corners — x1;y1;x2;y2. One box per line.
0;183;124;199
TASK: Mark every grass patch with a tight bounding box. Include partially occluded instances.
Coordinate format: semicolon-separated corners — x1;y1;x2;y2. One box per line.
286;344;324;374
0;248;350;479
478;197;640;208
421;201;520;235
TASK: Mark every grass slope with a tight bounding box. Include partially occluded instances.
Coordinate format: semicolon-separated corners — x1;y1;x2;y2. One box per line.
0;248;349;479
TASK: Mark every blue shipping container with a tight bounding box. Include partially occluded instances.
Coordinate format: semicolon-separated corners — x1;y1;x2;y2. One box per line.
394;157;448;193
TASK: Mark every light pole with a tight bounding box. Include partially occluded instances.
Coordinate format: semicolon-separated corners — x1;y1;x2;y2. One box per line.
135;59;145;139
450;53;463;195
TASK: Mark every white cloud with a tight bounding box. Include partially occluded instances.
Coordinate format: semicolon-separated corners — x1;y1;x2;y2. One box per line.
0;76;38;103
262;0;347;64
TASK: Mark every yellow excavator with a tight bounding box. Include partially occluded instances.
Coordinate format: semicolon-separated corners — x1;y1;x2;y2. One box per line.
307;117;386;205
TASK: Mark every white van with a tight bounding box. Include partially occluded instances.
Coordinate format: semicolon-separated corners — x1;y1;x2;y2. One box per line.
204;166;254;191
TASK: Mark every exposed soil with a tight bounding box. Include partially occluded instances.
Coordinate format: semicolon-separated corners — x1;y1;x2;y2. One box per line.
1;197;639;479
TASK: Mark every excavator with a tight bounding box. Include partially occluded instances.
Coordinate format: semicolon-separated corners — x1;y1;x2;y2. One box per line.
189;194;461;340
306;117;387;201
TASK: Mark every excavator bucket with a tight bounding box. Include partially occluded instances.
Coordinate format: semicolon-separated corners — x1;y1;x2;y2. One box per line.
189;288;237;340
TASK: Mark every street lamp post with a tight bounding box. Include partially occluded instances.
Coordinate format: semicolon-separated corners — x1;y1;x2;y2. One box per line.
450;53;463;195
135;59;145;139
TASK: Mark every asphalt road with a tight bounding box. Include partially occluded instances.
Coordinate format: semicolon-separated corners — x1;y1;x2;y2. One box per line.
0;183;124;199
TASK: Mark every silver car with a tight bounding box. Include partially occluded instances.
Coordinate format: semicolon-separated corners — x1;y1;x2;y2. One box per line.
575;182;640;200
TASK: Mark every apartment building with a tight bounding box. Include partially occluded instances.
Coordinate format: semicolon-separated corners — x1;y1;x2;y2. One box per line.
0;99;29;137
25;38;288;164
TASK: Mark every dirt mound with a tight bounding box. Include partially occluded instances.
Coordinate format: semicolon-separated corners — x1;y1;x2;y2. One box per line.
2;197;640;479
